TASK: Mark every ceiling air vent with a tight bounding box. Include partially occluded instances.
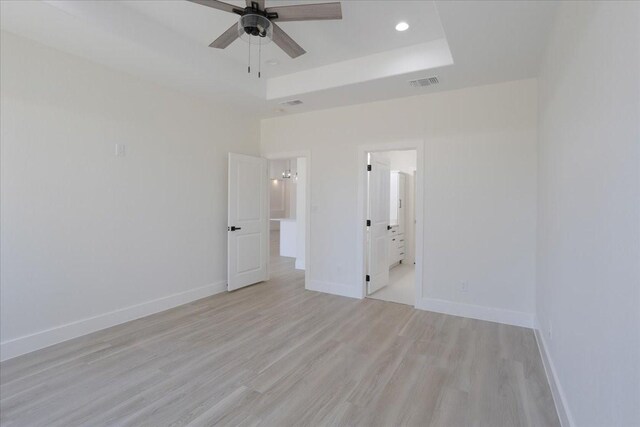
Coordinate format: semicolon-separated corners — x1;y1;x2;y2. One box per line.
409;76;439;88
280;99;303;106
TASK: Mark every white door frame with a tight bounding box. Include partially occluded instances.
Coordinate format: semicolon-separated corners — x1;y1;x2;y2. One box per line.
356;140;424;305
262;150;311;289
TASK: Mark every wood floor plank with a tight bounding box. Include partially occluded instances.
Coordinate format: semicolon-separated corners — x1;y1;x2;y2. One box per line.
0;235;560;426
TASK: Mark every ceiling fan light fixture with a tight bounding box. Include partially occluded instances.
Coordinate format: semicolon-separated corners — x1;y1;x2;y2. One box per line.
238;14;273;43
395;21;409;32
189;0;343;60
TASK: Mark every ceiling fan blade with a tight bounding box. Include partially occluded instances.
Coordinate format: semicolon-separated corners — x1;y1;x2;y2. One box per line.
245;0;265;10
187;0;243;15
266;2;342;22
209;23;240;49
272;23;306;58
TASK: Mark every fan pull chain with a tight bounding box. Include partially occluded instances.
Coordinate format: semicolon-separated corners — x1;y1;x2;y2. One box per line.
248;36;251;74
258;37;262;78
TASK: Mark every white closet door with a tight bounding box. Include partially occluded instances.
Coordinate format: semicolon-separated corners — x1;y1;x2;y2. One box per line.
367;153;391;295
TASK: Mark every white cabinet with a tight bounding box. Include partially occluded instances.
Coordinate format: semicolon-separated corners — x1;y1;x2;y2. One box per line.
388;226;406;267
278;219;297;258
389;171;406;267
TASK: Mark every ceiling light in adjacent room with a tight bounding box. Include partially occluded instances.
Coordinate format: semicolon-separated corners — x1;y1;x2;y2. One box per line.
395;22;409;32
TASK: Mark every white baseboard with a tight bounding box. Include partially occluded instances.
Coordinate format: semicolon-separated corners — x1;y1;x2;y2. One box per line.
534;323;574;427
307;279;361;299
415;297;534;328
0;281;227;362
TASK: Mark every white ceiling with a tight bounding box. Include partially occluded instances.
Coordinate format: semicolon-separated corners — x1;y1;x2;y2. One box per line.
0;0;558;118
122;0;446;79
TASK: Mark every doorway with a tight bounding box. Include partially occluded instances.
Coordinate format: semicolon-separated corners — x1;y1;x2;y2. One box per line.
357;141;424;306
227;152;309;292
366;150;417;305
266;156;308;281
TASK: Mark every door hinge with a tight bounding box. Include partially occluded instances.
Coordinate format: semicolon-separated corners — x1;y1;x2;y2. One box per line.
365;275;370;282
367;164;372;171
366;219;371;226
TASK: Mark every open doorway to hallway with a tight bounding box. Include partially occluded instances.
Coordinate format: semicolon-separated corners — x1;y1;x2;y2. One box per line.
365;150;417;306
268;157;306;279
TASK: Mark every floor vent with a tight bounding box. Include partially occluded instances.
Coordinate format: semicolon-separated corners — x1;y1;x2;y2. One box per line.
409;76;439;88
280;99;303;106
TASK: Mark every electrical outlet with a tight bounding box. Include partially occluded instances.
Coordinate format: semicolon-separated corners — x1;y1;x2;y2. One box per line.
548;322;553;340
115;144;126;157
460;281;469;293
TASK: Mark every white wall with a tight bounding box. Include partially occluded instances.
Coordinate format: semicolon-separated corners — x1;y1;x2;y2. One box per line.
269;176;287;230
261;79;538;326
269;159;296;231
0;32;260;360
269;180;285;230
295;158;306;270
536;2;640;426
388;150;417;174
288;170;297;219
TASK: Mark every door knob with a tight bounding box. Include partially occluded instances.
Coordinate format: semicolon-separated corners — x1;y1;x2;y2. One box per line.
228;226;242;231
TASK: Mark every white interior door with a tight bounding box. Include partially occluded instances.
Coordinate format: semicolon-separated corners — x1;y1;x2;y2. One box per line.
367;153;391;295
228;153;268;291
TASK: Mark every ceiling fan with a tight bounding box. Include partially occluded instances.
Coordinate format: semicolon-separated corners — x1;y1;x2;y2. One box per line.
187;0;342;59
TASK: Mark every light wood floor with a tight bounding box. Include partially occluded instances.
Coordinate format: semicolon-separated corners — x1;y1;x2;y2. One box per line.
368;263;416;306
0;235;559;426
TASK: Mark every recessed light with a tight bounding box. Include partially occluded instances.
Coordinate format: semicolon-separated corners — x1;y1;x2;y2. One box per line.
395;22;409;32
266;59;279;66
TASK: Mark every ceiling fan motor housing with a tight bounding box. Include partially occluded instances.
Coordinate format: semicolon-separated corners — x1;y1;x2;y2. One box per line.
238;14;273;41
